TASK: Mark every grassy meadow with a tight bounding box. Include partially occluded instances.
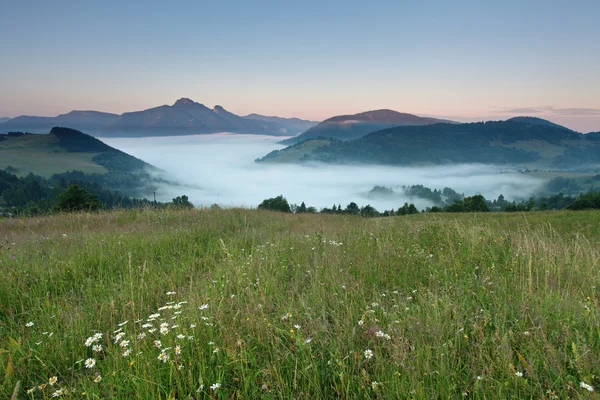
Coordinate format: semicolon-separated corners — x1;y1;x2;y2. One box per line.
1;209;600;398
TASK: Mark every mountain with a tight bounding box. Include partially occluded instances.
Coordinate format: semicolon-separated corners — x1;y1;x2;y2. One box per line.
0;127;153;178
0;117;11;124
103;98;288;137
280;109;456;145
0;99;304;137
506;116;572;131
244;114;318;135
258;120;600;169
1;111;119;134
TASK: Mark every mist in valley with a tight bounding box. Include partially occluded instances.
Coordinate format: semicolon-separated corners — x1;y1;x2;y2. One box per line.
101;134;547;211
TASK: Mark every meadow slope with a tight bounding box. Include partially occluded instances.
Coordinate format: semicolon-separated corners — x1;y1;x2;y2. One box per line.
1;209;600;398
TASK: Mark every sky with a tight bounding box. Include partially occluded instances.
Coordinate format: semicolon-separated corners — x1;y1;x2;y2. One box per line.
1;0;599;132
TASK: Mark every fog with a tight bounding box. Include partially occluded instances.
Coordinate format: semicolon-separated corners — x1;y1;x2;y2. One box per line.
101;134;546;210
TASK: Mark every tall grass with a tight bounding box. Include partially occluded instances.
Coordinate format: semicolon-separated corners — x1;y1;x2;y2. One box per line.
1;209;599;398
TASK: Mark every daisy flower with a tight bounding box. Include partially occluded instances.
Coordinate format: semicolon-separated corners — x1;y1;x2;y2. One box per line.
84;358;96;369
364;349;374;360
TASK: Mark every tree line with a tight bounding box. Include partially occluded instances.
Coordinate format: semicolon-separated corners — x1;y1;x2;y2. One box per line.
258;191;600;217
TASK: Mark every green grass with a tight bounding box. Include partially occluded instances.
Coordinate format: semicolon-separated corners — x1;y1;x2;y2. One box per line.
0;135;107;177
1;209;600;398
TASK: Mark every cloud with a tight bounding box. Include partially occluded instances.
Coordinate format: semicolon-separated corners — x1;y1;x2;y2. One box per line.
498;106;600;117
101;134;547;211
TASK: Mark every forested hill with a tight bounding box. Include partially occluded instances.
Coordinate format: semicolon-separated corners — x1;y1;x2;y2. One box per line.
280;109;455;145
259;120;600;168
0;127;154;176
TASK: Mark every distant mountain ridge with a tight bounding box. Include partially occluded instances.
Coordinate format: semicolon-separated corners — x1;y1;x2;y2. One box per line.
258;118;600;169
280;109;456;145
244;113;318;134
1;111;119;133
0;98;310;137
0;117;11;124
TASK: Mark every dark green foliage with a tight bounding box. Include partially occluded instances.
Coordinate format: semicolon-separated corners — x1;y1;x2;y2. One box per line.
397;202;419;215
360;204;378;217
345;202;360;215
172;195;194;208
567;192;600;210
53;184;101;212
258;195;291;213
445;195;489;212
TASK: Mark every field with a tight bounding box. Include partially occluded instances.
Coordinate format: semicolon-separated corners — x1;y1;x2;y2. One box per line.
1;209;600;398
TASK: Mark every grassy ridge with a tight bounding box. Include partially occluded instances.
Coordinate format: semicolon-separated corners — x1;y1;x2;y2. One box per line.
1;209;600;398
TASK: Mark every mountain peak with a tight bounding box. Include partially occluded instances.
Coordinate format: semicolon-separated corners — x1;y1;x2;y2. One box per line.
213;105;226;113
173;98;198;107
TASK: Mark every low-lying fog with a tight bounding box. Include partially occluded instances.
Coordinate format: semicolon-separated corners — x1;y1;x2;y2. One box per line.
101;134;546;210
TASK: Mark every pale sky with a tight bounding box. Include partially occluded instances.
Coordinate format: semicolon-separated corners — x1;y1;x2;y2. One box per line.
1;0;599;132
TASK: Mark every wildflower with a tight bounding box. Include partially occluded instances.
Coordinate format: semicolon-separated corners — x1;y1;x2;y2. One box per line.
93;332;103;340
210;383;221;391
177;334;185;339
123;349;131;357
118;320;129;327
477;376;482;380
27;388;35;394
85;337;95;347
294;324;301;330
49;376;58;385
26;321;34;327
580;382;594;392
52;388;65;397
38;383;48;390
160;326;169;335
190;324;197;329
213;348;219;354
148;328;157;333
175;345;181;355
515;371;523;377
371;302;379;307
153;340;162;348
208;341;215;345
371;381;380;390
119;340;130;348
84;358;96;369
114;332;125;343
304;338;312;344
148;313;160;319
158;352;169;363
523;331;530;336
142;323;153;329
358;320;364;326
94;375;102;383
375;330;385;338
199;304;209;310
137;333;147;340
364;349;374;360
166;291;176;295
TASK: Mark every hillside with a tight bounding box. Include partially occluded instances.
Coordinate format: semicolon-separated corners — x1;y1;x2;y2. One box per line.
245;114;318;134
1;208;600;398
0;117;11;124
280;109;456;145
259;120;600;168
506;116;572;131
0;127;152;177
